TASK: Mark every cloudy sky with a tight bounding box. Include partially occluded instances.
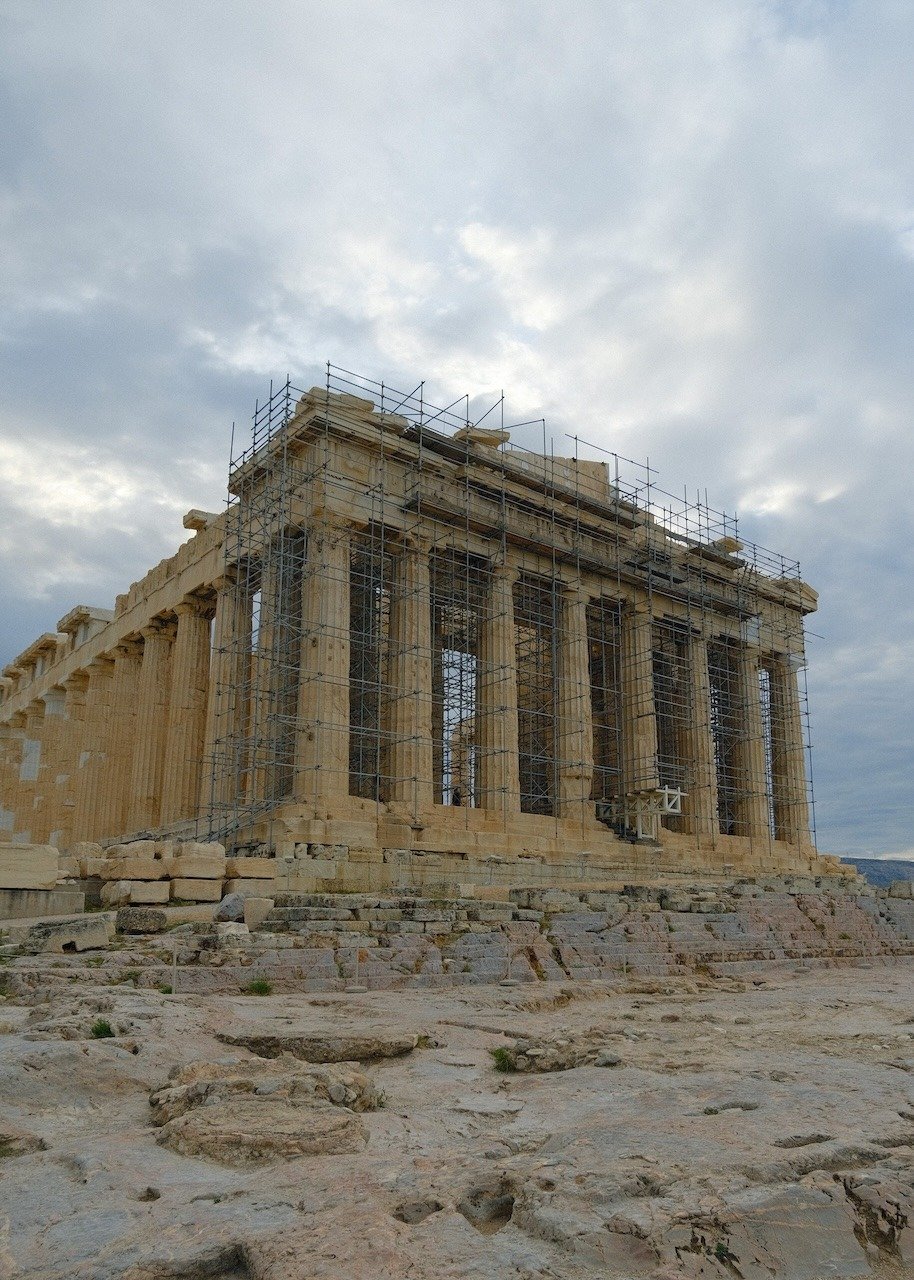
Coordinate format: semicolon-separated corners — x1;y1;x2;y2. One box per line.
1;0;912;858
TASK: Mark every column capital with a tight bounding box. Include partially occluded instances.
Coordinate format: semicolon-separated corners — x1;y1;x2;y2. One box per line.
141;618;176;642
174;595;212;619
62;670;90;694
86;655;115;677
489;557;519;585
112;637;144;661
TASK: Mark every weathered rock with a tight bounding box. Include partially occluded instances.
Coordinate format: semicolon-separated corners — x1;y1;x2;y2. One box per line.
115;906;167;935
214;892;245;923
217;1028;419;1062
494;1030;613;1073
16;916;110;954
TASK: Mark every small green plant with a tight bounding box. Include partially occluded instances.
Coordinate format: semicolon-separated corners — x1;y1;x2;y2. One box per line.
416;1033;432;1049
90;1018;114;1039
490;1046;516;1073
245;978;272;996
120;969;141;986
375;1089;388;1108
158;984;173;995
86;955;104;968
0;1139;16;1158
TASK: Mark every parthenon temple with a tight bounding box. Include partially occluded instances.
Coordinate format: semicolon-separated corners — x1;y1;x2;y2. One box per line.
0;367;841;892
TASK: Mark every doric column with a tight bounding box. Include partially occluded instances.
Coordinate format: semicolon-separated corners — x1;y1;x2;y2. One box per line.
621;599;659;795
202;573;252;814
0;720;15;842
17;701;46;843
36;688;67;846
477;560;521;813
681;633;719;837
56;673;89;850
385;536;434;816
74;657;115;842
555;582;594;823
294;521;351;804
768;655;811;846
733;645;771;841
127;621;174;833
0;714;26;842
105;640;143;838
160;599;212;826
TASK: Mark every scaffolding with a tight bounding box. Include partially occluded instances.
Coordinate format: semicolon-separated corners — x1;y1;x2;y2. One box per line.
204;363;816;860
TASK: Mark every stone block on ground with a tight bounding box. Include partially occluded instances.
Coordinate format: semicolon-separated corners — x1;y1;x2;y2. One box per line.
214;893;245;923
243;897;275;929
225;857;276;879
127;880;170;905
163;856;225;880
16;916;111;954
0;845;59;890
100;880;132;907
171;878;222;903
224;877;275;896
102;857;168;882
56;856;80;878
175;841;226;860
115;906;168;935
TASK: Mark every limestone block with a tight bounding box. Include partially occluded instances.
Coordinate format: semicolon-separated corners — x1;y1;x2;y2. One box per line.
171;877;222;902
175;841;226;860
224;878;276;896
128;880;170;905
100;880;132;907
244;897;275;929
70;842;104;861
163;856;225;880
225;857;276;879
57;856;80;878
104;858;168;882
118;840;161;859
20;916;110;954
77;857;110;878
0;845;59;890
888;880;913;899
116;906;167;934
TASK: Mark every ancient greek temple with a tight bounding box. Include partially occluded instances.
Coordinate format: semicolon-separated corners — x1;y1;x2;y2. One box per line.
0;367;832;890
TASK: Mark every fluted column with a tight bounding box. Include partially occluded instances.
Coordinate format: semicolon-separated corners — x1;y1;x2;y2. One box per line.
621;600;659;795
74;657;115;842
768;655;811;846
56;673;89;850
681;633;719;837
555;582;594;822
733;645;771;841
386;537;434;816
477;561;520;814
0;714;26;842
105;640;143;838
294;521;351;804
127;621;174;833
160;599;212;826
202;574;253;813
36;688;67;846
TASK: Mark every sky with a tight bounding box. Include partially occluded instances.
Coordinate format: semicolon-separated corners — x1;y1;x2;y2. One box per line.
1;0;912;858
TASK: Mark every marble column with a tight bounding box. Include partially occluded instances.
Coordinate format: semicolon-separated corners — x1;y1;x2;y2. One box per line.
0;714;26;842
161;600;212;826
127;621;174;833
294;521;351;805
386;537;434;817
36;688;67;846
620;600;660;796
202;574;252;814
681;633;719;838
17;701;45;843
56;673;89;850
733;645;772;841
105;640;143;838
555;582;594;823
74;657;115;842
476;561;521;814
768;655;811;846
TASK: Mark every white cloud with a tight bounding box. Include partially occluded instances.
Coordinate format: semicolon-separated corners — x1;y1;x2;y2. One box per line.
0;0;912;855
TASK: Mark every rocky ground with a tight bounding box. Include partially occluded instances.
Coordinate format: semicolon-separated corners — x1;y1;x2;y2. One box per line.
1;953;912;1279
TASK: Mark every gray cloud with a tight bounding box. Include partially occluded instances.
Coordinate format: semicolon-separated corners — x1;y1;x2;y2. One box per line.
1;0;912;855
